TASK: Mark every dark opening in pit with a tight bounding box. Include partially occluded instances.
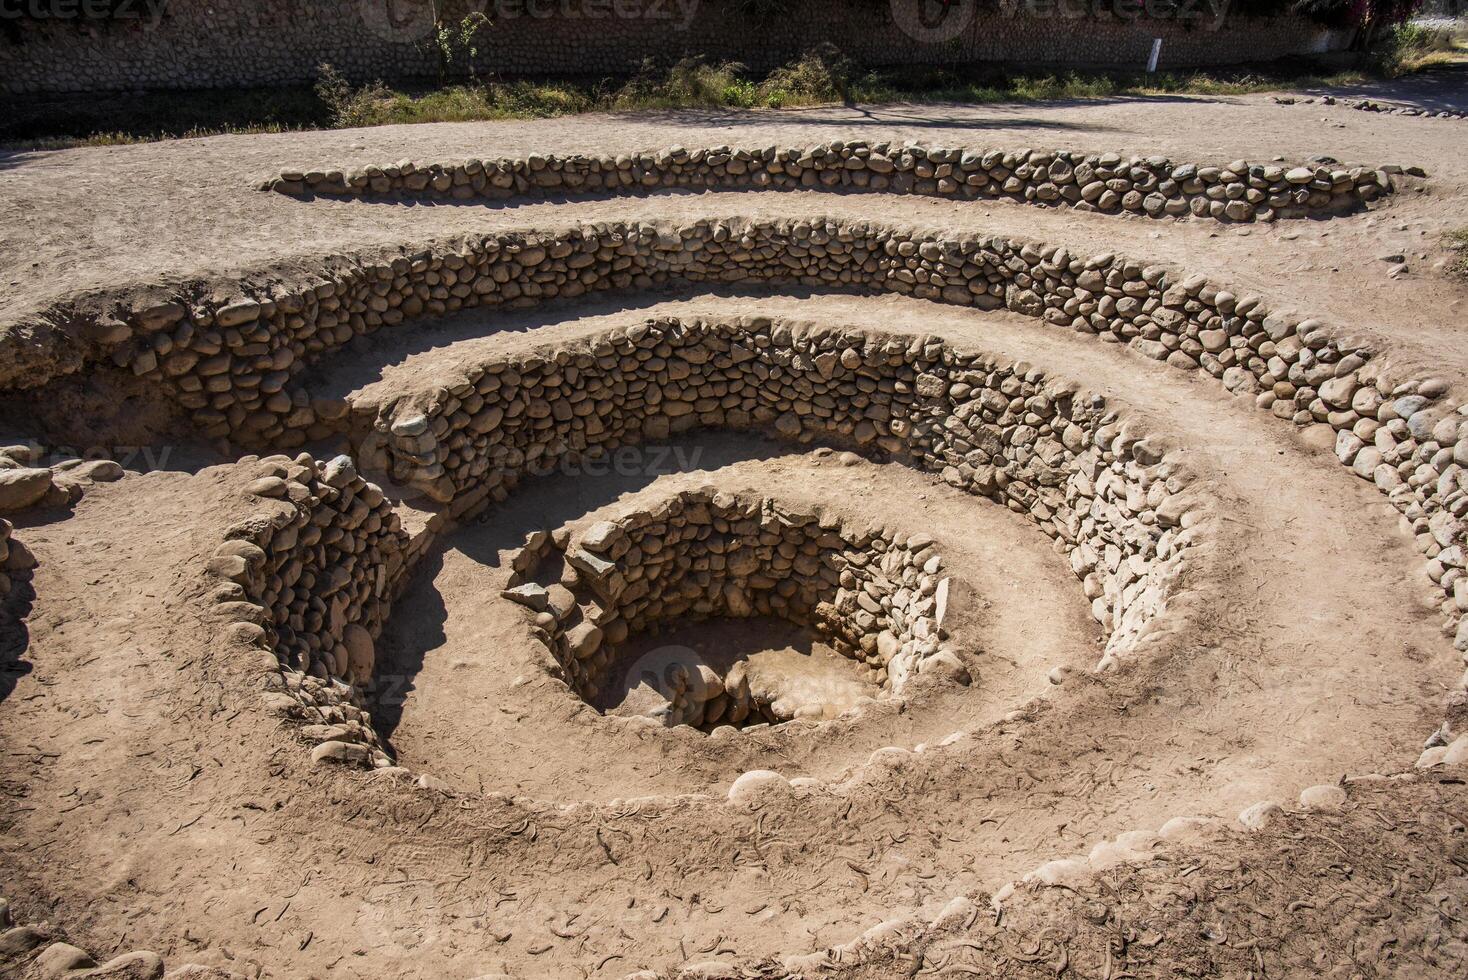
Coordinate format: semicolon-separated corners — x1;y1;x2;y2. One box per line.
600;616;881;730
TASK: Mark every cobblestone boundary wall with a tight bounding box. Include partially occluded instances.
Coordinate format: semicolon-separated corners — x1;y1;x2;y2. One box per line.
269;141;1397;224
0;1;1352;95
0;519;25;624
1275;93;1468;121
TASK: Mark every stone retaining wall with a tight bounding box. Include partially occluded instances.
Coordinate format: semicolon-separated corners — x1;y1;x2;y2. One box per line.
0;519;18;619
206;451;408;768
505;489;954;727
269;141;1396;224
0;517;35;636
1343;98;1468;121
83;212;1468;761
357;313;1195;671
0;2;1352;95
203;313;1200;762
33;216;1383;451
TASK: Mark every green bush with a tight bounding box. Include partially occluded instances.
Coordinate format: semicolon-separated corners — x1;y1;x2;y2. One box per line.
1367;19;1460;74
759;46;855;104
314;64;394;129
611;57;750;109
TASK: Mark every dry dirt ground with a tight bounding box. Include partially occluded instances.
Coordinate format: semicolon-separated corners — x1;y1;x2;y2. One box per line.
2;80;1468;980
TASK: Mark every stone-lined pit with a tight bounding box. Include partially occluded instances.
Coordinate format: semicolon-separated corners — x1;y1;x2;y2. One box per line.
207;315;1198;768
501;488;958;732
81;209;1449;692
354;314;1198;667
94;203;1464;774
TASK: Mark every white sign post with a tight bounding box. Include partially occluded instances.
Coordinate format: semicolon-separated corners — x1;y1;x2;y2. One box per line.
1147;38;1163;73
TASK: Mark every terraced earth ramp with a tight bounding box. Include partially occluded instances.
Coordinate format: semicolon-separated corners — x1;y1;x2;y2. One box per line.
1;105;1467;980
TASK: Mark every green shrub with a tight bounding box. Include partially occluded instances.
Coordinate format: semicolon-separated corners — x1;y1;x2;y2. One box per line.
314;64;394;129
1379;20;1460;73
759;45;854;104
610;57;757;109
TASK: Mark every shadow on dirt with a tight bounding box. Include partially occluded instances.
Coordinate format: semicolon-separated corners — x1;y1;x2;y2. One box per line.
0;576;36;704
1298;61;1468;113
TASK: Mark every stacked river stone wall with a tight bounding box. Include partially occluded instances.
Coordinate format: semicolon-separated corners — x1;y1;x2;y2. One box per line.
59;212;1459;759
267;142;1396;224
8;215;1394;449
207;451;407;766
359;314;1196;673
0;519;20;619
0;2;1351;95
505;489;953;729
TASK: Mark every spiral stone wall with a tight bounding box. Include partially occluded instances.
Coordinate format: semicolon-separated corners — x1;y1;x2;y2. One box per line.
269;142;1395;224
358;313;1196;661
203;308;1201;761
42;211;1468;705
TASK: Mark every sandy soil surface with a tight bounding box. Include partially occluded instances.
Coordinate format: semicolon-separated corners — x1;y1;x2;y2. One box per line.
1;89;1466;369
2;77;1468;980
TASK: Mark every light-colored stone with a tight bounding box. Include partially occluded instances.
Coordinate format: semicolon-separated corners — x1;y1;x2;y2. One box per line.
1298;783;1347;811
0;467;53;513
